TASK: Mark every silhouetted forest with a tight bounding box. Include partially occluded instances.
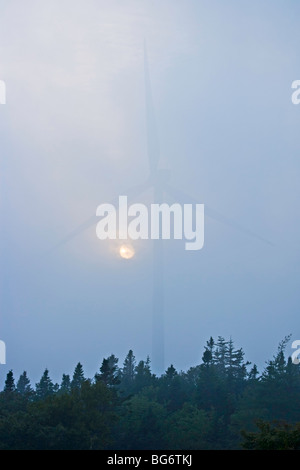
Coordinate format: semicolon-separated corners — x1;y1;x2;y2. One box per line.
1;335;300;450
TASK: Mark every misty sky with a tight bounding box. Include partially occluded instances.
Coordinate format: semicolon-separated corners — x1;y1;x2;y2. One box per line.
0;0;300;386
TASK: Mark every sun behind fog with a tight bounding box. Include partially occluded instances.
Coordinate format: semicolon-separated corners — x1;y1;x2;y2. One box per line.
119;244;135;259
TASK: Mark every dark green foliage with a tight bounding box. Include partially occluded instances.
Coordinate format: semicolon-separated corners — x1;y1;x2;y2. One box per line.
242;420;300;450
248;364;259;381
1;336;300;450
164;364;177;379
134;357;156;393
0;380;117;450
35;369;55;401
158;366;187;412
116;393;167;449
4;370;15;393
59;374;71;395
16;372;33;397
164;403;211;449
95;354;120;387
119;350;136;394
71;363;85;391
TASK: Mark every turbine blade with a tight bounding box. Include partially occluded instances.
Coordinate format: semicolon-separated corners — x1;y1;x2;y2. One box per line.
48;181;152;252
165;184;274;246
144;40;160;175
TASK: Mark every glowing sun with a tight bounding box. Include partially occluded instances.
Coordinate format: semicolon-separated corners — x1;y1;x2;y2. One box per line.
119;244;135;260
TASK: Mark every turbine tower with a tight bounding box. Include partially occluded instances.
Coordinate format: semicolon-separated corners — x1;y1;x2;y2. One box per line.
144;42;167;372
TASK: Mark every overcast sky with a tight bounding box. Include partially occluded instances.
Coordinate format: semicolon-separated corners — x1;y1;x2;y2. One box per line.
1;0;300;386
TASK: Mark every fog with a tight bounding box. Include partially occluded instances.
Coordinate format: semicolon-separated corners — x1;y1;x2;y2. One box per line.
0;0;300;386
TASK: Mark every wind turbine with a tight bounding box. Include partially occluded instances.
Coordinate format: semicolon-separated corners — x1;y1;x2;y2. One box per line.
52;43;169;373
51;42;272;375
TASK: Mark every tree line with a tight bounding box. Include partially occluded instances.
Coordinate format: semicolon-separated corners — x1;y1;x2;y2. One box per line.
0;335;300;450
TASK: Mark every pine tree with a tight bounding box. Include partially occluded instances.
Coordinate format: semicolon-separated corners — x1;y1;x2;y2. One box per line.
227;338;235;376
95;354;120;387
35;369;55;400
263;336;291;381
59;374;71;394
122;350;136;381
227;339;248;383
120;350;136;393
214;336;228;374
71;363;85;390
16;371;33;396
202;337;215;367
164;364;177;380
248;364;259;381
134;357;155;392
4;370;15;393
159;365;186;412
202;349;212;366
145;356;152;375
285;356;300;383
207;337;215;357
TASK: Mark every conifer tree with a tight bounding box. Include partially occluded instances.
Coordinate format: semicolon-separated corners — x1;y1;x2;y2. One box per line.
214;336;228;373
95;354;120;387
35;369;55;400
16;371;33;396
202;337;215;367
248;364;259;381
4;370;15;393
263;335;291;380
71;363;85;390
59;374;71;394
134;357;154;391
120;350;136;392
164;364;177;380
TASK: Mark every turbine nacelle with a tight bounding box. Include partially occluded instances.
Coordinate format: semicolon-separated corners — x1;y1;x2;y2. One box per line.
148;169;171;189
